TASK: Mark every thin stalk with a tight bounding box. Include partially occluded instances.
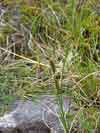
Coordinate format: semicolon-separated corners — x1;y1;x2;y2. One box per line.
49;58;69;133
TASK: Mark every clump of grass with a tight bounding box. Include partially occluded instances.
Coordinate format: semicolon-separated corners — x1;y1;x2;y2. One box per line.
0;0;100;132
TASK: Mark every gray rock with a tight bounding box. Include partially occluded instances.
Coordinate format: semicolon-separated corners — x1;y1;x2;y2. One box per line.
0;95;72;133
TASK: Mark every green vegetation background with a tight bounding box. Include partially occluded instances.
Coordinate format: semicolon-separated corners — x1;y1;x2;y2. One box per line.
0;0;100;132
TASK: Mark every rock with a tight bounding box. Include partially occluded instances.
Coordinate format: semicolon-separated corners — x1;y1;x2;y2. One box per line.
0;95;72;133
